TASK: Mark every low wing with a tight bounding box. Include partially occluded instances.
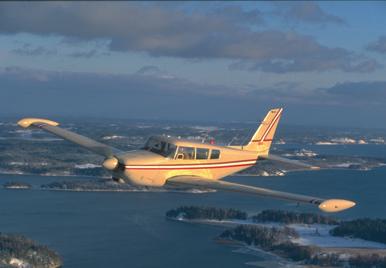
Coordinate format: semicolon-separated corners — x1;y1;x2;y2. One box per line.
261;154;320;170
166;176;355;213
18;118;123;158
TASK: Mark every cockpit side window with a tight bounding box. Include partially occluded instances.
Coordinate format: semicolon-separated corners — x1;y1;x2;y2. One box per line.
143;138;176;158
196;148;209;160
143;138;163;153
210;149;221;159
175;146;195;160
164;143;177;158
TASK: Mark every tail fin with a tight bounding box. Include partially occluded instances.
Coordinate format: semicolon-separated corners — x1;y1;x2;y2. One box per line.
243;108;283;156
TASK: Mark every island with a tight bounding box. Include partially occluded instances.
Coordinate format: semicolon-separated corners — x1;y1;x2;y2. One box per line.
331;218;386;244
41;179;214;193
166;207;386;267
0;233;62;268
41;179;139;192
166;206;247;221
252;209;340;225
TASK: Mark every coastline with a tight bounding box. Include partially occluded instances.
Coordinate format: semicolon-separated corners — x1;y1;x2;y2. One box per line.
166;207;386;268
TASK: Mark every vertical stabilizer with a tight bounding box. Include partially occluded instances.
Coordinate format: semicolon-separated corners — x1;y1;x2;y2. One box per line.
243;108;283;156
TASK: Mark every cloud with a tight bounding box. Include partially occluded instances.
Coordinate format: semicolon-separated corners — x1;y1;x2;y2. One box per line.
0;66;252;121
11;41;109;59
229;38;381;73
208;5;264;26
0;2;378;73
67;49;110;58
11;44;57;56
0;66;51;81
1;66;386;127
366;35;386;54
320;81;386;105
273;2;346;25
135;66;175;79
0;66;237;98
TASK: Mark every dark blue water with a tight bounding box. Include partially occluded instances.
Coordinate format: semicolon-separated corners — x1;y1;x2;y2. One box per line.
0;145;386;267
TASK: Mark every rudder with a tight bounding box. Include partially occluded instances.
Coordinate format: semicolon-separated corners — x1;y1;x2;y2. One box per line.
243;108;283;156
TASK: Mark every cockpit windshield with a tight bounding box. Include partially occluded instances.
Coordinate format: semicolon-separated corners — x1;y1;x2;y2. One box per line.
143;137;177;158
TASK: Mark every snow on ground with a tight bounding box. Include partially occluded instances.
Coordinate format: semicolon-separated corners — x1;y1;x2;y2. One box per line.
315;141;338;145
290;224;386;249
101;135;125;140
329;162;361;168
74;163;101;169
9;162;28;166
191;126;221;132
178;218;386;250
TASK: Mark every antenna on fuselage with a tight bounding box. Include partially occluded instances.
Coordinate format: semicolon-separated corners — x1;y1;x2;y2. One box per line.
201;133;209;143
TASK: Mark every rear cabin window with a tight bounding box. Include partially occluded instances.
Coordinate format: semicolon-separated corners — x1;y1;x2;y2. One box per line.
196;148;209;160
176;146;195;160
210;149;221;159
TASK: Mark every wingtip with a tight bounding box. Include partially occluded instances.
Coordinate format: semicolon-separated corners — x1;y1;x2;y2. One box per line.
318;199;356;213
17;118;59;128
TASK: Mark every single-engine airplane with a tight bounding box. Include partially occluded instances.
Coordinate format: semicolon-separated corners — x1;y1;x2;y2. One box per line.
18;108;355;212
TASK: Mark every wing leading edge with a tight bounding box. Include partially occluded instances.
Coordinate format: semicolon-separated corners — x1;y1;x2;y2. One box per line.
166;176;355;213
18;118;123;158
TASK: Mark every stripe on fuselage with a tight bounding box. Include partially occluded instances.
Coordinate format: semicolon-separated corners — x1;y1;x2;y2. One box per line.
124;159;257;170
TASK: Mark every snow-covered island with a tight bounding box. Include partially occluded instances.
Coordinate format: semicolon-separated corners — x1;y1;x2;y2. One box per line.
166;207;386;267
3;181;31;189
0;233;62;268
316;137;385;145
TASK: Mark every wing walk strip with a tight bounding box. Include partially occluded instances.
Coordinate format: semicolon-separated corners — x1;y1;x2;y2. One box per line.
252;108;283;142
125;159;257;170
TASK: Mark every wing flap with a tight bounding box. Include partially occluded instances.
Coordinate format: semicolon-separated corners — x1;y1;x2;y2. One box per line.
18;118;123;158
167;176;355;212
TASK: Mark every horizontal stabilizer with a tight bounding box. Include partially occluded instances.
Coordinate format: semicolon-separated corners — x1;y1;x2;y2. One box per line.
262;154;320;170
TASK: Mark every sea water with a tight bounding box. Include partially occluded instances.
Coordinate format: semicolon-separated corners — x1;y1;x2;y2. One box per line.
0;146;385;267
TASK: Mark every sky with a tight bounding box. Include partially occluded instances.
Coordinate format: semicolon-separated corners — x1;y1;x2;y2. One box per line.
0;1;386;128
